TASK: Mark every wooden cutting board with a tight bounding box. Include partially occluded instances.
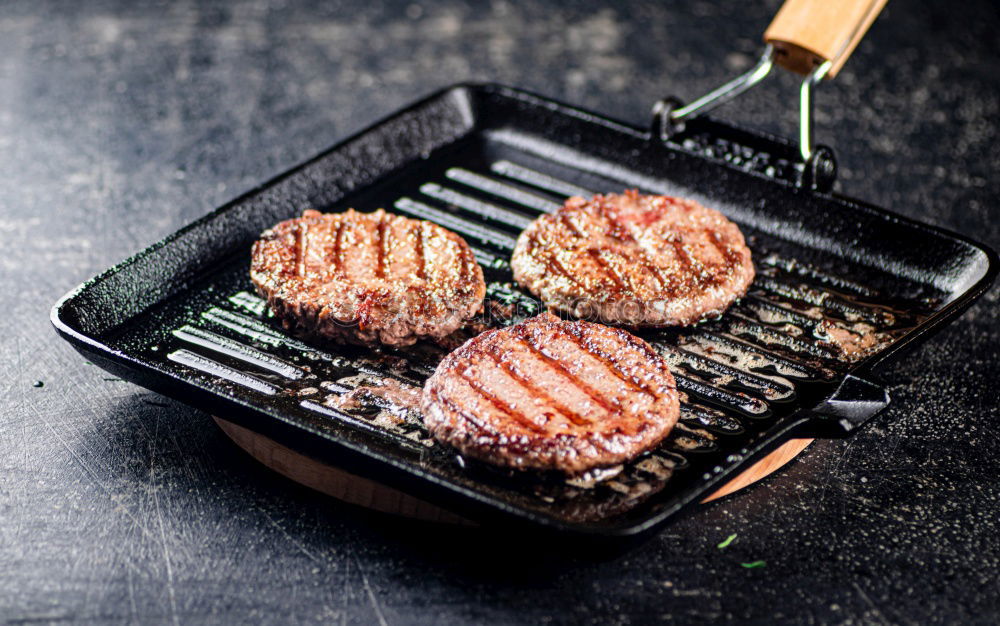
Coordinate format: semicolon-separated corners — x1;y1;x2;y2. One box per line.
215;417;811;524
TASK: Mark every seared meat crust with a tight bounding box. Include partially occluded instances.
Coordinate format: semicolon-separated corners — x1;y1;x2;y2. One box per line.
251;209;485;347
511;191;754;326
421;313;680;474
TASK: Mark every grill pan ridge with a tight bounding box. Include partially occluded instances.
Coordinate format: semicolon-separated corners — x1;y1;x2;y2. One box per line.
51;84;998;537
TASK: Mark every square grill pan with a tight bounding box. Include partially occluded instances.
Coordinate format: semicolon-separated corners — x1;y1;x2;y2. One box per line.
52;84;998;538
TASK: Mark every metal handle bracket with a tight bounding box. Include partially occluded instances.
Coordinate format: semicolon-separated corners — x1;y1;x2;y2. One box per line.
666;45;776;128
652;45;837;190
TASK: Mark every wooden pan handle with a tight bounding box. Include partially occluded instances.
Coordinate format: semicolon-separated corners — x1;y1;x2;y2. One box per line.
764;0;888;77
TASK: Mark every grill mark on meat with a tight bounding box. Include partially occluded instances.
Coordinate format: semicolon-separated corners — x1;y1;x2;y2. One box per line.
642;200;709;292
296;223;309;278
511;192;753;327
331;220;346;277
556;212;627;290
527;234;587;290
594;202;673;290
544;250;586;289
420;315;681;474
559;323;666;397
481;349;592;427
438;383;615;459
449;234;481;296
375;215;388;279
705;230;743;281
454;369;546;434
430;388;504;437
720;231;744;268
413;222;426;280
556;210;586;239
460;238;478;288
588;249;629;291
640;249;672;290
512;327;621;415
668;237;704;290
251;209;485;347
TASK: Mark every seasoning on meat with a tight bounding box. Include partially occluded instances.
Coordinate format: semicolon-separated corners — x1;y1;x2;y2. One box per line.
420;313;680;474
511;191;754;326
251;209;486;347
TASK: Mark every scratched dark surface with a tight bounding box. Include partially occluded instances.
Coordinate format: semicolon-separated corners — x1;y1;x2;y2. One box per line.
2;0;999;623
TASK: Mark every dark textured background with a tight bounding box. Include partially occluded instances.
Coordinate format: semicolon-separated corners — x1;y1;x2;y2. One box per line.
2;1;998;623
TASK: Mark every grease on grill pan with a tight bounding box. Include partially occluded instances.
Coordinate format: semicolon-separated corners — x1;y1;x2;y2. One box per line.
141;159;931;524
156;260;921;522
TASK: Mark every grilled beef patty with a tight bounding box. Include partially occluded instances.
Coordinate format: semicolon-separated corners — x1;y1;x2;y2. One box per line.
511;191;754;326
421;313;680;474
251;209;485;347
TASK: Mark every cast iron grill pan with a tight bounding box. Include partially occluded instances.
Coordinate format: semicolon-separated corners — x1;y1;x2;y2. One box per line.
52;84;998;537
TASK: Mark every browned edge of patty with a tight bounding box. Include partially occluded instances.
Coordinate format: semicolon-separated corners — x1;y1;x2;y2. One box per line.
510;191;754;327
420;313;680;475
250;208;486;347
